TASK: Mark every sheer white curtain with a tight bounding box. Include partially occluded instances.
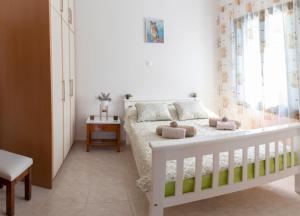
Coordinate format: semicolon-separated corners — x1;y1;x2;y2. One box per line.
241;14;263;110
263;7;289;118
233;3;299;128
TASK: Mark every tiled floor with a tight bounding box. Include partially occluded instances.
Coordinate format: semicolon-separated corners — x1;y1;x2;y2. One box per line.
1;142;300;216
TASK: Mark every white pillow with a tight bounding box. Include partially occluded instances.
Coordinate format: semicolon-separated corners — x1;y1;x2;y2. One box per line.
174;101;209;120
135;103;172;122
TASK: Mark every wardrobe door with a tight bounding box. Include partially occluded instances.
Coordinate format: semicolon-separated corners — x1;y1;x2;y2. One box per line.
51;0;63;13
50;6;64;177
68;0;75;32
62;20;71;159
62;0;69;24
69;31;76;146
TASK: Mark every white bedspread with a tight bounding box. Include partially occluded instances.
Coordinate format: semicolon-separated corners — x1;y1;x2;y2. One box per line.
124;108;288;192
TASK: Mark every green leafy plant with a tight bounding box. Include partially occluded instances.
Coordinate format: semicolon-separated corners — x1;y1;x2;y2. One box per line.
190;92;197;98
125;94;133;100
97;92;112;101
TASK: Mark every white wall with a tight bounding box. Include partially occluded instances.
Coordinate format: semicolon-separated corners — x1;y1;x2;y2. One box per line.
75;0;219;140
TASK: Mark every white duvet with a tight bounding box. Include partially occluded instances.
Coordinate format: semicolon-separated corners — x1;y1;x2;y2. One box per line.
124;107;288;192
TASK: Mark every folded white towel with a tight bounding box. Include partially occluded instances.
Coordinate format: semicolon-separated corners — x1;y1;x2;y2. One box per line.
162;127;186;139
216;121;237;130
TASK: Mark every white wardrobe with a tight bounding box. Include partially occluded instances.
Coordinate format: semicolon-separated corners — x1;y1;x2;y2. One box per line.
50;0;76;178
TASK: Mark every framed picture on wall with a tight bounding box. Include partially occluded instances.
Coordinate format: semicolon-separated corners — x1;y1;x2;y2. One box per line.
145;18;164;43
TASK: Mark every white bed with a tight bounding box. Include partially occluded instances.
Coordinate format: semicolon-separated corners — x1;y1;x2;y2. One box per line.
123;98;300;216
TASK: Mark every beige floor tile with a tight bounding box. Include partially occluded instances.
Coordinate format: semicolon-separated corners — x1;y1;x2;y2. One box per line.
126;179;147;201
87;182;128;203
39;200;86;216
129;197;149;216
49;182;89;204
86;201;133;216
54;168;92;186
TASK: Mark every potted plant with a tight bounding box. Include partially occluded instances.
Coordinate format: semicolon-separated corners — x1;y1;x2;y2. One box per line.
125;94;133;100
190;92;198;98
97;92;112;120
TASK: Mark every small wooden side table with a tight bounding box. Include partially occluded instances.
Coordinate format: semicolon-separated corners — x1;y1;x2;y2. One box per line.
86;116;121;152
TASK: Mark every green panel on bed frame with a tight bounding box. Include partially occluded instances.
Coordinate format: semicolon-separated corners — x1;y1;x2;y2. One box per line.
165;153;297;197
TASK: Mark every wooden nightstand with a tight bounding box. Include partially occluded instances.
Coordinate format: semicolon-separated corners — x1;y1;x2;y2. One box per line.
86;116;121;152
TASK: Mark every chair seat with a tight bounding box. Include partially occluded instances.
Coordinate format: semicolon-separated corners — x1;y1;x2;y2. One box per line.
0;150;33;181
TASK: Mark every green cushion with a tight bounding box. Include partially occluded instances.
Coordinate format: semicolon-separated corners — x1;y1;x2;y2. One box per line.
165;152;297;197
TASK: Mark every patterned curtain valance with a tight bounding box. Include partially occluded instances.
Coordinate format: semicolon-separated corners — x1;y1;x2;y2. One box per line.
219;0;295;19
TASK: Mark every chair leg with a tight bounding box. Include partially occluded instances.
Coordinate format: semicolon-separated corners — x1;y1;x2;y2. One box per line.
25;168;32;201
6;181;15;216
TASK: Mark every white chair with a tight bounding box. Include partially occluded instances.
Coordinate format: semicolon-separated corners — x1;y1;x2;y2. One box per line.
0;150;33;216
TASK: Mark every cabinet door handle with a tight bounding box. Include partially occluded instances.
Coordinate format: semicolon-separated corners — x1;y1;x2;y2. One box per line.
69;79;74;97
62;80;66;101
60;0;63;12
68;8;73;25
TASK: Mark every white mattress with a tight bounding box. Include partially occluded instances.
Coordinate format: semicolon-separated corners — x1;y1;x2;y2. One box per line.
124;107;288;192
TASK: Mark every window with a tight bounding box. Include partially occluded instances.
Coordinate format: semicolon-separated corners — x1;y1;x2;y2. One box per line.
233;6;293;118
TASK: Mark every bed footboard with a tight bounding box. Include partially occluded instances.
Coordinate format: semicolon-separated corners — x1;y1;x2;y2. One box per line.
149;123;300;216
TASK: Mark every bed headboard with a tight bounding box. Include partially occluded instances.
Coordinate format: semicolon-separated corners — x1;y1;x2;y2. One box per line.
123;98;200;111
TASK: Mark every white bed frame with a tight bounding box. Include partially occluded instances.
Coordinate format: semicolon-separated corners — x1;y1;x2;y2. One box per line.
124;98;300;216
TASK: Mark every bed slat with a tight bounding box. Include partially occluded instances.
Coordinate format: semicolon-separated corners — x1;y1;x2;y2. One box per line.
195;154;203;192
265;143;270;176
176;158;184;196
255;145;260;178
243;148;248;182
213;153;219;189
291;138;295;168
275;141;279;173
228;149;234;185
283;140;287;170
